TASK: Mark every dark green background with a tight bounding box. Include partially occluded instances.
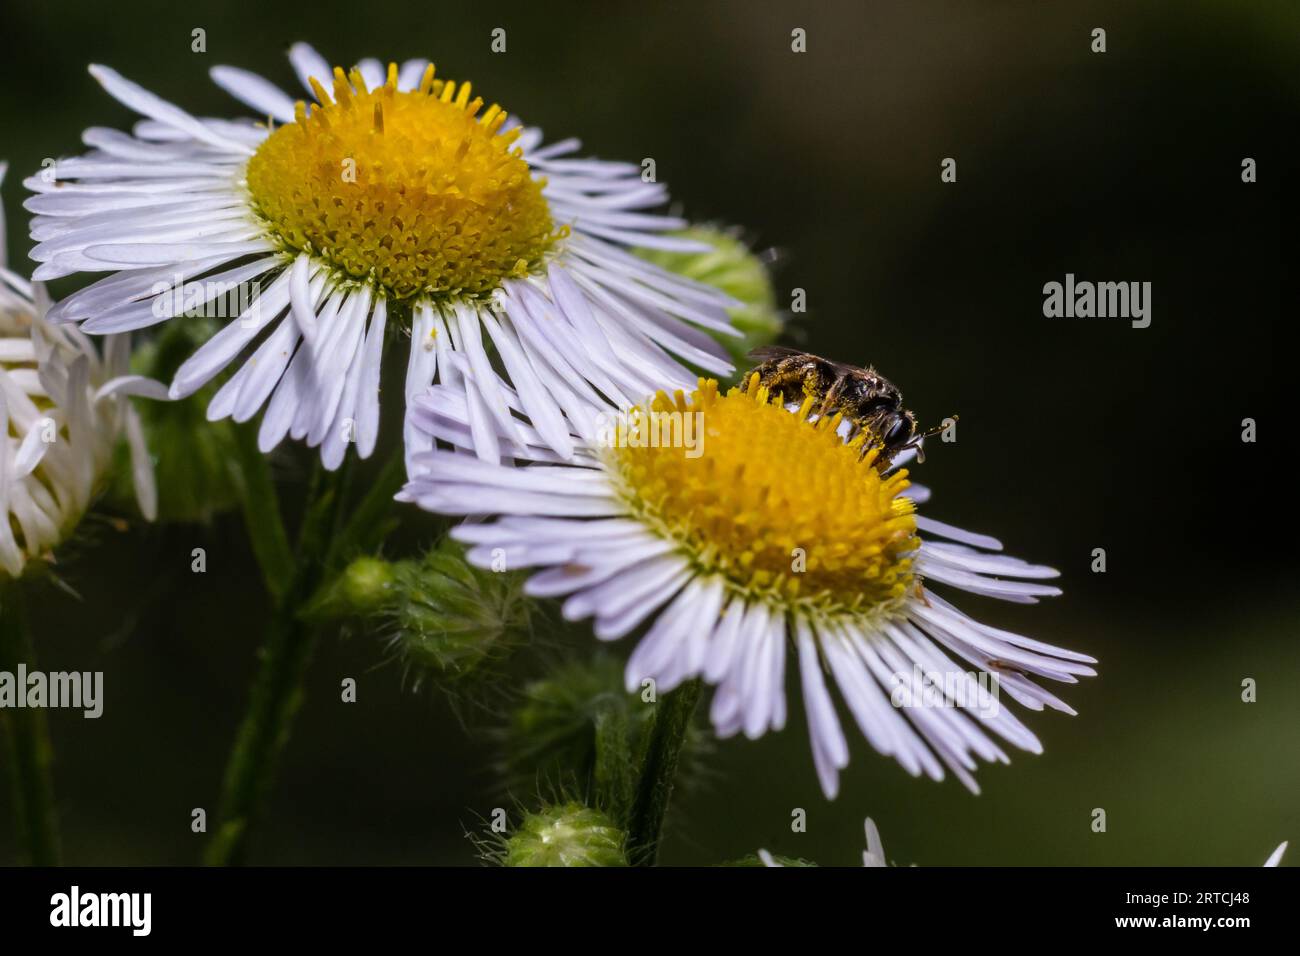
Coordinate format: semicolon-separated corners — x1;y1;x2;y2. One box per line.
0;0;1294;865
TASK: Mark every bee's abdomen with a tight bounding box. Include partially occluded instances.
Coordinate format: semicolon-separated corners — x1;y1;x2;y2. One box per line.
755;357;834;403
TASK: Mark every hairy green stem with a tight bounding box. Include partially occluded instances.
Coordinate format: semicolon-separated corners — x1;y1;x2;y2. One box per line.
626;678;701;866
206;442;406;865
593;704;634;824
0;583;62;865
326;449;406;570
205;461;350;866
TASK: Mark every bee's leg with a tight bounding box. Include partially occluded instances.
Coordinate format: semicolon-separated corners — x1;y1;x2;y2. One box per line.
812;371;845;420
862;443;893;470
749;361;778;389
766;362;814;407
751;364;797;406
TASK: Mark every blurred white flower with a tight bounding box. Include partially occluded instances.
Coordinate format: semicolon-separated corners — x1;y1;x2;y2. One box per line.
2;162;163;577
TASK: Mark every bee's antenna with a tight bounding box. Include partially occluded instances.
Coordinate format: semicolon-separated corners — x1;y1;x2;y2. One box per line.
904;415;957;464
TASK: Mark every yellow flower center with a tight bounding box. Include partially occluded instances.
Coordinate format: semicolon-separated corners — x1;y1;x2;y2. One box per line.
607;376;919;619
245;64;562;301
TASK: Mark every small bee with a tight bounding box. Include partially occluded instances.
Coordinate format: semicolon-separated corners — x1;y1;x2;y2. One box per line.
746;346;942;470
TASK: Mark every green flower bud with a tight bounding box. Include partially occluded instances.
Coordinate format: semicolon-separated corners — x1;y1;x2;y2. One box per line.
502;803;628;867
505;656;630;782
312;540;532;692
387;539;532;686
500;655;708;821
312;555;397;618
635;226;784;372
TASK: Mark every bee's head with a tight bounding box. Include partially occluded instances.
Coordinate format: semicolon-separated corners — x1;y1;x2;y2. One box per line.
884;412;958;467
877;408;917;452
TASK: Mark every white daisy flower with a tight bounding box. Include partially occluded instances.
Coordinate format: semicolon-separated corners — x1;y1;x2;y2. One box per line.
400;374;1096;798
2;163;163;577
758;816;889;867
1264;841;1287;867
25;44;737;470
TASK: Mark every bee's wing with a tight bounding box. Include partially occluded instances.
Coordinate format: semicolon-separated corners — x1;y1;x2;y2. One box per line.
746;345;806;363
746;346;886;387
825;357;875;377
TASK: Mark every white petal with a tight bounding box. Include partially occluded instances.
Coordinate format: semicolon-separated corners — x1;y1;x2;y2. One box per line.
89;65;252;154
289;42;333;100
356;297;388;457
210;65;297;122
